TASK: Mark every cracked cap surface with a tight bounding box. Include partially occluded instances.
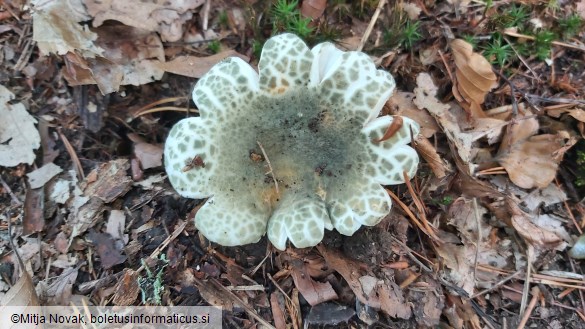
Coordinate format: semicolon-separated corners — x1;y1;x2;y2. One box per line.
164;33;420;250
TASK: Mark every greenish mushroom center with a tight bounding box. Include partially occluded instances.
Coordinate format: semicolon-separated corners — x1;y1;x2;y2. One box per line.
207;87;373;209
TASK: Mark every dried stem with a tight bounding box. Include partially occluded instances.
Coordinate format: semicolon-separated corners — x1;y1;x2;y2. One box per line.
357;0;387;51
257;141;280;197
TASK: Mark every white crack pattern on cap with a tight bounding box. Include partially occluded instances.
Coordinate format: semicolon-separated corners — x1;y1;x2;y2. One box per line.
164;33;420;250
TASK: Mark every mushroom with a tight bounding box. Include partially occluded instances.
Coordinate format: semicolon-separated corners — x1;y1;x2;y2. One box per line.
164;33;420;250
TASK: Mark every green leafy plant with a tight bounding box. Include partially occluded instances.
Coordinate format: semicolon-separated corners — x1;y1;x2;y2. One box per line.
208;40;221;54
252;39;264;59
483;34;513;66
558;14;583;39
534;30;555;60
487;4;528;31
507;4;529;28
400;20;422;50
271;0;314;38
218;10;229;29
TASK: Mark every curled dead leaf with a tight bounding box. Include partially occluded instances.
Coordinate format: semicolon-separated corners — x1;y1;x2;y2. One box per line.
450;39;498;116
290;260;338;306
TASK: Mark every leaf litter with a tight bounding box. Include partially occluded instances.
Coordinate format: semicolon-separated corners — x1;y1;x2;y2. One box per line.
1;0;585;327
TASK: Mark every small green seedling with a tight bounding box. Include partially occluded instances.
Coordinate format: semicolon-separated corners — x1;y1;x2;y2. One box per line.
483;34;513;66
401;20;422;50
208;40;221;54
271;0;314;38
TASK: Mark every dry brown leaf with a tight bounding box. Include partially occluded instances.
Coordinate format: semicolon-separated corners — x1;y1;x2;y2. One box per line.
414;74;477;173
317;245;410;318
401;3;422;20
521;184;567;212
0;270;41;328
88;231;127;269
386;91;440;138
408;276;443;326
498;134;565;189
578;0;585;20
42;267;78;305
301;0;327;20
414;135;450;178
434;243;475;296
509;201;566;250
63;26;165;94
32;0;103;57
376;281;412;319
498;116;539;152
447;198;490;244
0;85;41;167
0;271;40;306
134;143;163;170
290;260;338;306
156;51;249;78
84;0;206;42
450;39;497;116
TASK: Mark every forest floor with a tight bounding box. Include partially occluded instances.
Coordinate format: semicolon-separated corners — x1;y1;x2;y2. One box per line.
1;0;585;328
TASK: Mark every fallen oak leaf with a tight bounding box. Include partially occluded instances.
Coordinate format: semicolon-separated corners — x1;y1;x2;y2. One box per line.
156;50;250;78
87;230;126;269
84;0;206;42
0;85;41;167
497;134;566;189
508;200;566;250
289;259;338;306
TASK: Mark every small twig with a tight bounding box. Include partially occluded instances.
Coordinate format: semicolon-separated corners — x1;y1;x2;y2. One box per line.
134;106;196;118
438;49;454;82
517;286;541;329
6;210;26;273
472;269;523;298
475;167;508;176
372;116;403;143
267;273;295;304
504;30;585;52
525;94;585;106
257;141;279;197
201;0;210;30
569;258;585;318
555;178;582;235
57;129;85;181
210;278;276;329
492;69;519;115
357;0;387;52
402;172;436;241
472;198;481;284
0;175;22;206
520;245;534;316
249;254;269;277
389;236;433;273
503;36;539;81
136;220;187;273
